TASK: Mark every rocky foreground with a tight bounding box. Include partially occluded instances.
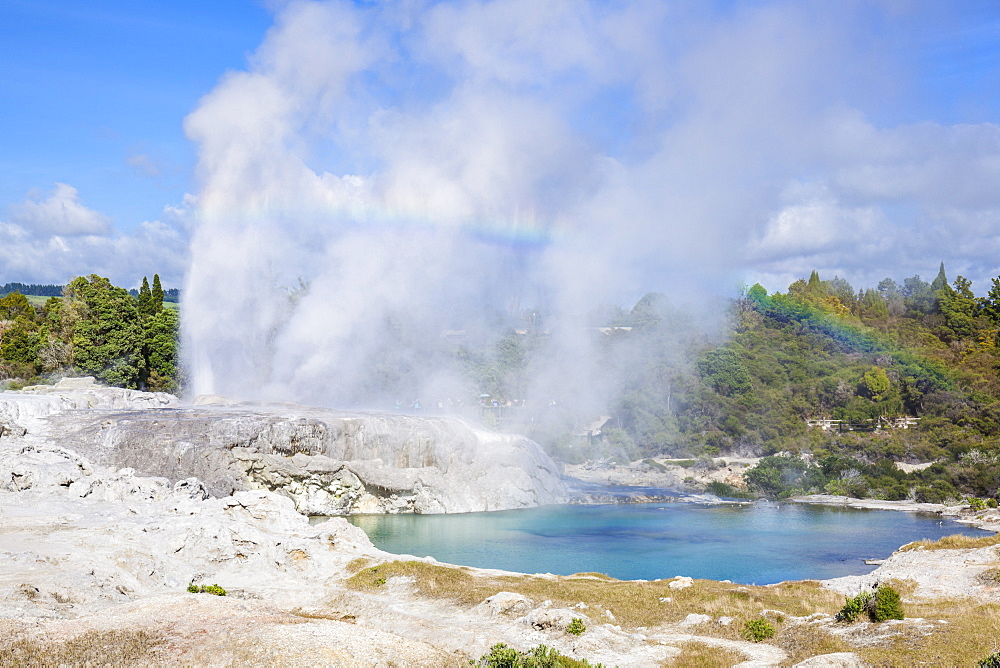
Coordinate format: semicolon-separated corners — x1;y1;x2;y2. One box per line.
2;381;1000;666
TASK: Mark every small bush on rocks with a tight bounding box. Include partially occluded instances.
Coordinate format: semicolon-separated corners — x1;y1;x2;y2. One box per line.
871;585;904;621
471;643;600;667
742;618;775;642
566;618;586;636
187;583;226;596
837;585;903;623
835;591;872;622
979;650;1000;668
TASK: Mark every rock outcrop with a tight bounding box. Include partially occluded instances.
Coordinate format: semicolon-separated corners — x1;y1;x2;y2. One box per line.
1;380;567;514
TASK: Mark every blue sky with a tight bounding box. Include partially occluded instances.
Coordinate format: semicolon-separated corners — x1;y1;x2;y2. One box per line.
0;0;270;231
3;0;1000;299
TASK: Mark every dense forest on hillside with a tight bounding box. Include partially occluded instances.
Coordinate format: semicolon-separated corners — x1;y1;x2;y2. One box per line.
2;265;999;502
451;264;1000;503
0;274;179;392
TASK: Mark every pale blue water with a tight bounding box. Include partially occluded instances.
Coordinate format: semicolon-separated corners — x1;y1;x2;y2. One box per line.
344;502;991;584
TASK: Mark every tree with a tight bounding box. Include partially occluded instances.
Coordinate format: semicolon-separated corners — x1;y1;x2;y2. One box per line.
980;277;1000;324
64;275;144;388
902;275;934;313
697;348;752;397
141;308;179;392
0;292;35;321
938;276;977;339
137;276;153;316
151;274;164;314
876;278;904;316
861;367;891;401
931;262;948;292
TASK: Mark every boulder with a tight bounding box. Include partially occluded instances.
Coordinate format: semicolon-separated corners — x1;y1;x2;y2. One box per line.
479;591;534;617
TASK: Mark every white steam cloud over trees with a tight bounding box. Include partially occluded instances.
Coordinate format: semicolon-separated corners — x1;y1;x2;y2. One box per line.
182;0;1000;408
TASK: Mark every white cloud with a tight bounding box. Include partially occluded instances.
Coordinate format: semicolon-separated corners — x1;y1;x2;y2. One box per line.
127;153;164;178
0;185;189;287
9;183;111;237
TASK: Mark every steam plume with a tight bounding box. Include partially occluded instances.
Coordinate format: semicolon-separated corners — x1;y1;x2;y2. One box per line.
183;0;1000;406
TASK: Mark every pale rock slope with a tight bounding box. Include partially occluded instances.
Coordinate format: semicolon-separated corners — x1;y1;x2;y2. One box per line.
0;378;567;514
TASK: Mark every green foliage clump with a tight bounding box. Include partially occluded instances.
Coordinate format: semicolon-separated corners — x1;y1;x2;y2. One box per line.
742;617;775;642
705;481;754;499
836;585;903;623
0;274;180;392
187;583;226;596
871;584;905;621
472;643;600;667
566;618;586;636
835;591;871;622
979;650;1000;668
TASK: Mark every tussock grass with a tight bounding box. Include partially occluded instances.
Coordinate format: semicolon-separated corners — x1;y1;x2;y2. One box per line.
775;623;850;665
855;600;1000;667
345;561;844;632
898;533;1000;552
289;607;357;622
977;568;1000;585
0;629;163;667
345;556;374;573
665;642;744;667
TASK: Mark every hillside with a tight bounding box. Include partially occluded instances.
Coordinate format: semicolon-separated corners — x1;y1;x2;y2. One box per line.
579;266;1000;503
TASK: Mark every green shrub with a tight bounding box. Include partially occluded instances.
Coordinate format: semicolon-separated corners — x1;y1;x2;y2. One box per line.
706;481;754;499
187;583;226;596
642;458;667;473
836;586;903;623
979;650;1000;668
835;591;871;622
566;618;586;636
989;498;999;508
471;643;600;667
871;584;904;621
742;618;775;642
969;497;987;511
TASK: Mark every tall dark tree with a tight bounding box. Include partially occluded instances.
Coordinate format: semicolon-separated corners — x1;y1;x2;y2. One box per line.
931;262;949;292
151;274;164;314
980;277;1000;324
137;276;153;316
939;276;978;339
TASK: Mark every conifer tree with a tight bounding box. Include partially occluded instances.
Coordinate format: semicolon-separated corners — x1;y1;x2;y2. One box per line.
981;277;1000;324
151;274;164;313
931;262;948;292
137;276;152;316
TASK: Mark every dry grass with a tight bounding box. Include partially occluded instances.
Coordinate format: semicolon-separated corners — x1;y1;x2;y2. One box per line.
853;600;1000;667
774;622;851;664
898;533;1000;552
289;607;357;623
345;556;374;573
344;559;1000;664
345;560;844;633
664;642;744;667
0;629;163;667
